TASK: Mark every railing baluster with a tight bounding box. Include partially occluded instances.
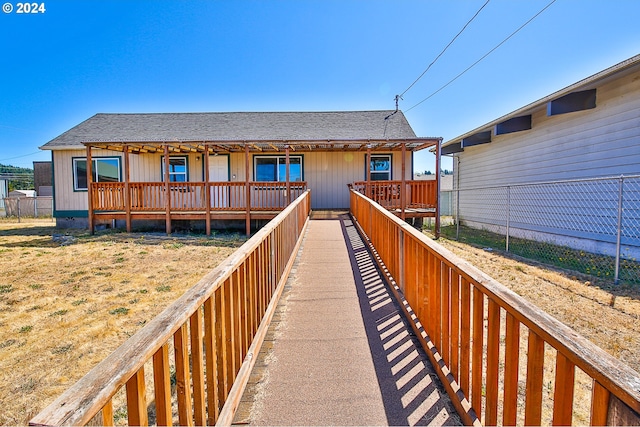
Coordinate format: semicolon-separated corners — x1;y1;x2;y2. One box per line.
102;400;114;426
472;287;484;417
441;264;451;367
174;324;194;426
503;313;520;426
459;278;471;398
485;299;501;426
125;368;148;426
524;330;545;426
553;353;576;426
204;296;219;425
590;380;610;426
450;271;460;383
190;310;207;426
153;344;173;427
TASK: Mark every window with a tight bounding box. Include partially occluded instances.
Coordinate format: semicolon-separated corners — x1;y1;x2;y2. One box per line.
254;156;303;182
73;157;121;191
161;156;188;182
369;155;392;181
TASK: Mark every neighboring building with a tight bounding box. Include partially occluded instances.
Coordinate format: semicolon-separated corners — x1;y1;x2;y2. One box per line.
441;54;640;256
0;178;7;210
33;161;53;196
8;190;36;198
40;111;441;232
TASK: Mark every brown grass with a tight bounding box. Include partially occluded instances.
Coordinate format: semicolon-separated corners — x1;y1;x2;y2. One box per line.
0;219;245;426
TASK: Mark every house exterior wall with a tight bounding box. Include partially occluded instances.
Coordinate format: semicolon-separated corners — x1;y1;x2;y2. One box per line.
456;70;640;188
53;149;414;213
452;67;640;257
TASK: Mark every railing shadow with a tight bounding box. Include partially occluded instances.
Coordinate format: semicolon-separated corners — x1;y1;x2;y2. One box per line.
339;214;461;426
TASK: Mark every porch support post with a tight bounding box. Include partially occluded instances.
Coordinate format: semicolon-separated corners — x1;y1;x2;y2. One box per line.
435;138;442;239
164;144;171;235
285;145;291;205
86;144;94;235
401;142;407;221
124;145;131;232
245;144;251;236
203;145;211;236
366;145;372;199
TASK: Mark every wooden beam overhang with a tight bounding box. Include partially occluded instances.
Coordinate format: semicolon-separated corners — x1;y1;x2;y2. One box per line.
81;137;442;154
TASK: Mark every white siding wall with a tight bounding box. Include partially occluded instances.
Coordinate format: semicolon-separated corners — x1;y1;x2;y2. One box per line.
452;69;640;256
457;70;640;188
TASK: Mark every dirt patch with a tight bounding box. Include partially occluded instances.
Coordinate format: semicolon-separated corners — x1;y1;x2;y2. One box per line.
436;236;640;374
0;219;245;426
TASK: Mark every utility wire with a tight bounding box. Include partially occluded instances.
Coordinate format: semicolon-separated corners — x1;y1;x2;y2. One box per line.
399;0;491;99
406;0;557;112
0;151;42;162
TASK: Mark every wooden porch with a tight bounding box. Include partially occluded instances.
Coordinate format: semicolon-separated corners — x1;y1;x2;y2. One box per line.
84;137;443;236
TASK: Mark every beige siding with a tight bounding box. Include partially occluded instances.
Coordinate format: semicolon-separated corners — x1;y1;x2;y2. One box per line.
53;148;414;212
457;71;640;189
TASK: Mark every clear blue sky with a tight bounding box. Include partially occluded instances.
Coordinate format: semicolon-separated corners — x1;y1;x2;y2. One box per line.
1;0;639;174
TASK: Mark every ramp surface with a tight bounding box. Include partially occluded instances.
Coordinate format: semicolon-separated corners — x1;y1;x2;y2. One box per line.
234;213;459;426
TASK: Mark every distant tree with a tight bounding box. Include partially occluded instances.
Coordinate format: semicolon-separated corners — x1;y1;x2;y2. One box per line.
0;163;34;191
424;170;432;175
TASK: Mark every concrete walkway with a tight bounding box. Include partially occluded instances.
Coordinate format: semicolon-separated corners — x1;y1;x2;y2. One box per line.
233;213;459;426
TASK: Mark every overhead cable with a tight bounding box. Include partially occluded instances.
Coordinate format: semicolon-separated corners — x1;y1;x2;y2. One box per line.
406;0;557;112
398;0;491;99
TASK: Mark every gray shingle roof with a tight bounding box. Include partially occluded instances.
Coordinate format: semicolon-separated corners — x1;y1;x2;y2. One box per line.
41;111;420;149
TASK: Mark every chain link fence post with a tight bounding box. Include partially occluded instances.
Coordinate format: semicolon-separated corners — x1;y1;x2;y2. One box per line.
614;176;624;285
506;185;511;252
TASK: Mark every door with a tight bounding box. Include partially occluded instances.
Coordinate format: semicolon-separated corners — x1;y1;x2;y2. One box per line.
208;155;229;208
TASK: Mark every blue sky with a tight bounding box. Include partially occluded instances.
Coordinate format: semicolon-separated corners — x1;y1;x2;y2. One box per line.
1;0;639;174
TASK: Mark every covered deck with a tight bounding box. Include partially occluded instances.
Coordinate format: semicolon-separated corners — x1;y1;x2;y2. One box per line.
83;136;442;235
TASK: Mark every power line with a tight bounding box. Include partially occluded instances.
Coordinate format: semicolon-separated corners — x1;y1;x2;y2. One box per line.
406;0;557;113
0;151;42;162
399;0;491;99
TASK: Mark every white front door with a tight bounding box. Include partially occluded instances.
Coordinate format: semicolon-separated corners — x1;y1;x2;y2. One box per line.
208;155;229;208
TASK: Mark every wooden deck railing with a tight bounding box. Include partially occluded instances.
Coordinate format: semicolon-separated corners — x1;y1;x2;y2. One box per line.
30;190;311;427
91;181;308;212
350;189;640;426
349;180;436;210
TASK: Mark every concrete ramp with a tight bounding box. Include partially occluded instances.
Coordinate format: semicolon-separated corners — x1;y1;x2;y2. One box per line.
234;214;460;426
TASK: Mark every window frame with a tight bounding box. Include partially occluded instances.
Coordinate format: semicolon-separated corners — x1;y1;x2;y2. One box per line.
161;156;189;183
73;157;122;192
253;155;304;182
367;154;393;181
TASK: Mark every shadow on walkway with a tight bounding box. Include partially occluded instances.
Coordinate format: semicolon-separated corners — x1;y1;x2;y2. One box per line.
339;214;461;426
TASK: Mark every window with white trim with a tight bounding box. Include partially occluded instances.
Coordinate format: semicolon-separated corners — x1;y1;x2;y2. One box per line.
369;154;392;181
254;156;303;182
161;156;188;182
73;157;121;191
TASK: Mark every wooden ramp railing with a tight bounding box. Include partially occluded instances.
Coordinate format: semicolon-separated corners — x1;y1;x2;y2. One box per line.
30;190;311;427
350;189;640;426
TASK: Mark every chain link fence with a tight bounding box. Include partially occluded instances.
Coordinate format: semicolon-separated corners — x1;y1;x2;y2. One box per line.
3;196;54;221
441;175;640;285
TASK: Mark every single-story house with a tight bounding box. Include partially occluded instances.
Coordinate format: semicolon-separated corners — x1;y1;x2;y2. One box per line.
441;54;640;257
40;110;442;234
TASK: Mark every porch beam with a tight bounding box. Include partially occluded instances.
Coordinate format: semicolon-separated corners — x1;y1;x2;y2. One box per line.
124;145;132;232
164;145;171;235
86;144;94;235
366;145;372;199
245;144;251;236
203;146;211;236
401;142;406;221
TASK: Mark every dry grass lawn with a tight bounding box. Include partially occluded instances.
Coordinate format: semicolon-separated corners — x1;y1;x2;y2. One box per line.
0;219;245;426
